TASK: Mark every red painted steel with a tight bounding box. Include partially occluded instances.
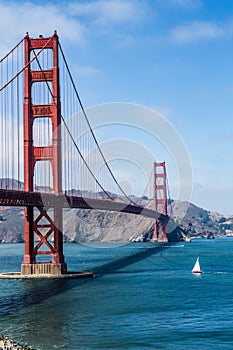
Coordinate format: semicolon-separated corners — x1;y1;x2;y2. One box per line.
0;190;167;221
0;34;173;275
153;162;168;242
23;32;66;271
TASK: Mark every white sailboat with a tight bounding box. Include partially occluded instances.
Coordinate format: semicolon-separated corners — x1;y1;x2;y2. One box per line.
192;257;202;274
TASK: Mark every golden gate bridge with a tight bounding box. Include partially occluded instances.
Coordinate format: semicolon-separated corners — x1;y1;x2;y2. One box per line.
0;32;170;277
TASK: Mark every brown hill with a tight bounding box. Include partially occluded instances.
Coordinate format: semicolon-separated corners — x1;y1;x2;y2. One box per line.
0;200;232;243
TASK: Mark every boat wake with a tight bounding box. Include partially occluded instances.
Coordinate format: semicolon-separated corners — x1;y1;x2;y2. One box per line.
161;244;184;248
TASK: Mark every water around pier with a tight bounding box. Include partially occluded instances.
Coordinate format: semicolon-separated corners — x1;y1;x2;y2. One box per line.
1;239;233;349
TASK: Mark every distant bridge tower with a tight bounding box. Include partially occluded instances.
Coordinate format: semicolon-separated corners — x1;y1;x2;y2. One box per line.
153;162;168;242
22;32;67;275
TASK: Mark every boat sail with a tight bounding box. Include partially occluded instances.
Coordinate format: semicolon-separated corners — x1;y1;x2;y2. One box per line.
192;257;202;274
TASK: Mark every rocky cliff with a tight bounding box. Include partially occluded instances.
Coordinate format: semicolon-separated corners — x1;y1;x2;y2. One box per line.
0;199;232;243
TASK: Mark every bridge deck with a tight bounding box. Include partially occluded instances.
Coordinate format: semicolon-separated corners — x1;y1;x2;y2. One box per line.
0;189;166;221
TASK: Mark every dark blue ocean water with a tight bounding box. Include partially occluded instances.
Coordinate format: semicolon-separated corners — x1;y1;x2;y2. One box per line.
1;238;233;349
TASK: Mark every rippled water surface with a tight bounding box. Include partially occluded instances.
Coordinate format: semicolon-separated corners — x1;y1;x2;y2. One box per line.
1;238;233;349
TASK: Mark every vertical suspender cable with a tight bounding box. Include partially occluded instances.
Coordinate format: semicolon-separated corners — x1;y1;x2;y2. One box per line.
11;51;14;189
17;43;20;189
58;42;136;205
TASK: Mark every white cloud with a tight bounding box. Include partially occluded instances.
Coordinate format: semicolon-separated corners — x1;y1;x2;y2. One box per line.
170;19;233;44
0;0;149;57
113;34;136;48
0;1;86;56
168;0;202;9
69;0;148;26
170;20;223;43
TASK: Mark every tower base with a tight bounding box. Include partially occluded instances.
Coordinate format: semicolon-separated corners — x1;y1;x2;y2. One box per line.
21;262;67;275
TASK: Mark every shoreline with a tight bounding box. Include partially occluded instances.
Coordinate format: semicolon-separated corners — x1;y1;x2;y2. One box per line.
0;334;35;350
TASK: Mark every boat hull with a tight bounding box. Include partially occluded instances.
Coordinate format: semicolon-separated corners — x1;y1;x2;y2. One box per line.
192;270;202;274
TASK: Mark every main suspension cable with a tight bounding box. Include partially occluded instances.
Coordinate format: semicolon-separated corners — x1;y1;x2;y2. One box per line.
135;166;153;204
0;36;53;92
31;48;114;200
0;37;24;64
58;42;137;205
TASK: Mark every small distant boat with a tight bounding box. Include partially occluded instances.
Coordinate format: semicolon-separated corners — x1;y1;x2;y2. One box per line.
192;257;202;274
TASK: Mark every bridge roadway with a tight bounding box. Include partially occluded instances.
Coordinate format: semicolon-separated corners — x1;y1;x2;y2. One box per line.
0;189;167;222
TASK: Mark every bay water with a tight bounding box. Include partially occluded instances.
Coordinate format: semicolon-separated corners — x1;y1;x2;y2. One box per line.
1;238;233;349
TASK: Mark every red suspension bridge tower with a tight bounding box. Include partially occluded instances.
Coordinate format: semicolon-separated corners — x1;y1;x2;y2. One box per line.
22;32;67;275
153;161;168;242
0;32;172;276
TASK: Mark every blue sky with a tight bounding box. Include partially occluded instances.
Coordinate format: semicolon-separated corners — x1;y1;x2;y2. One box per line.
1;0;233;214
